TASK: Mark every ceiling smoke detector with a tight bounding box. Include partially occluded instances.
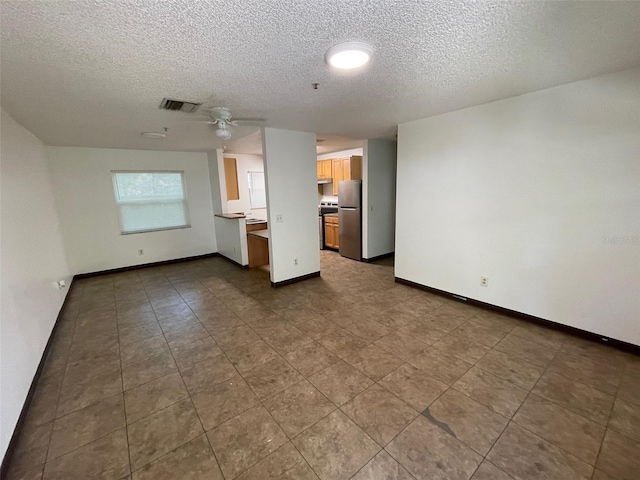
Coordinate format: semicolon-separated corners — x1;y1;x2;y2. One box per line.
325;42;374;70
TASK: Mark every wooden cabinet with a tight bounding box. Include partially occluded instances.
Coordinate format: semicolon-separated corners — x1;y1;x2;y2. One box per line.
318;155;362;194
247;229;269;268
317;159;332;179
246;221;267;232
331;159;343;195
350;155;362;180
224;157;240;200
324;215;339;249
331;155;362;195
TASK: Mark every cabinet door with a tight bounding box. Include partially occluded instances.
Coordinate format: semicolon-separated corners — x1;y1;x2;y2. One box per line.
342;158;351;181
224;157;240;200
318;160;328;179
324;221;334;248
324;160;333;179
332;159;343;195
332;223;339;248
350;155;362;180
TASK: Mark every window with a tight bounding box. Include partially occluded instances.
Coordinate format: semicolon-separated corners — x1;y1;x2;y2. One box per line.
247;171;266;209
112;171;190;234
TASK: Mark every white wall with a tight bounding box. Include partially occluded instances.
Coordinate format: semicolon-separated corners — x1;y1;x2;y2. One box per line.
224;154;267;221
0;109;72;459
47;147;217;274
363;139;397;260
208;149;249;266
213;217;248;266
396;67;640;346
263;128;320;284
207;149;225;215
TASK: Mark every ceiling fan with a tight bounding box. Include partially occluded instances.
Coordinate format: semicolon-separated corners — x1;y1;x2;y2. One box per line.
193;106;265;140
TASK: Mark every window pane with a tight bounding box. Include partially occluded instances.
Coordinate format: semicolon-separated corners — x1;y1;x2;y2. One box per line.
112;172;190;234
120;200;188;233
114;172;184;201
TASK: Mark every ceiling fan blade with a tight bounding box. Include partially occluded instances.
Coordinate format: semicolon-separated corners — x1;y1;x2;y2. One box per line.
179;120;218;125
233;118;266;123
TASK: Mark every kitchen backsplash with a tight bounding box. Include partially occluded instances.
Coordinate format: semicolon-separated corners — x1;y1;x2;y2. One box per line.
318;182;339;202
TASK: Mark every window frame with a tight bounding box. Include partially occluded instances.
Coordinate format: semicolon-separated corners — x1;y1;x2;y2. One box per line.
111;170;191;235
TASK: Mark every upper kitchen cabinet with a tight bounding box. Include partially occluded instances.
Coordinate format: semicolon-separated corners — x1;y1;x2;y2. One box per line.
317;159;332;180
332;155;362;195
224;157;240;200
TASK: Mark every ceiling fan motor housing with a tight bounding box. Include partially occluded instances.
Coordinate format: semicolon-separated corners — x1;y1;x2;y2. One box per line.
210;107;233;121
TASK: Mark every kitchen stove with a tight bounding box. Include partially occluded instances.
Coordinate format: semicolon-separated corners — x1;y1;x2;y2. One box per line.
319;200;338;215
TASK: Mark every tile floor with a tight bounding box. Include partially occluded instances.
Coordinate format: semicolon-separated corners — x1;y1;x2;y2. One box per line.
6;251;640;480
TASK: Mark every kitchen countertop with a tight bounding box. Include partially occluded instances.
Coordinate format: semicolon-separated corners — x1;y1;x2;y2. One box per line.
324;213;338;218
247;228;269;239
214;214;269;224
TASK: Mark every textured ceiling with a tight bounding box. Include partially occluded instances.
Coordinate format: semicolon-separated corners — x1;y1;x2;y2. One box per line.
224;130;362;156
2;0;640;153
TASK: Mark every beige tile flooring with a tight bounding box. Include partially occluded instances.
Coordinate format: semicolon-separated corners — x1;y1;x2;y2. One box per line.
6;251;640;480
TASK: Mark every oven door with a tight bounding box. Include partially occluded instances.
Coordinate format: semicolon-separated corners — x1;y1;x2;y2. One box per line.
318;215;324;250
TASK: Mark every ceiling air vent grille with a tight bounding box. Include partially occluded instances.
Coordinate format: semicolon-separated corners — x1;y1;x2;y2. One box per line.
159;98;202;113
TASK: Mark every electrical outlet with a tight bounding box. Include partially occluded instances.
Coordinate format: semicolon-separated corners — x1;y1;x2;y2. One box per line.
480;276;489;287
138;249;144;256
294;258;298;266
276;214;283;223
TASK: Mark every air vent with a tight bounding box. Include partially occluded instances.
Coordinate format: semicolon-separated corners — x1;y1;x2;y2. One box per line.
159;98;202;113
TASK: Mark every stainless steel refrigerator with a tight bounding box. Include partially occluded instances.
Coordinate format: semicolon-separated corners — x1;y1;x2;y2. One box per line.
338;180;362;261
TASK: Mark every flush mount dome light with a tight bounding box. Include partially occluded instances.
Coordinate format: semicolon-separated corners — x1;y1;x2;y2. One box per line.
325;42;373;69
140;132;166;139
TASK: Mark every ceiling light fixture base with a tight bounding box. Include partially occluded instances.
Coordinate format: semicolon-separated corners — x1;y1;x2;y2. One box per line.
140;132;166;139
325;42;374;70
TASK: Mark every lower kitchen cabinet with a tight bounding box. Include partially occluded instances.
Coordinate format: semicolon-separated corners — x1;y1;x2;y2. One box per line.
324;216;339;249
246;221;267;232
247;229;269;267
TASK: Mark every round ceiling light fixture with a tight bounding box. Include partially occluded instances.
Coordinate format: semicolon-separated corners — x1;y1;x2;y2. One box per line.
140;132;166;139
325;42;374;70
